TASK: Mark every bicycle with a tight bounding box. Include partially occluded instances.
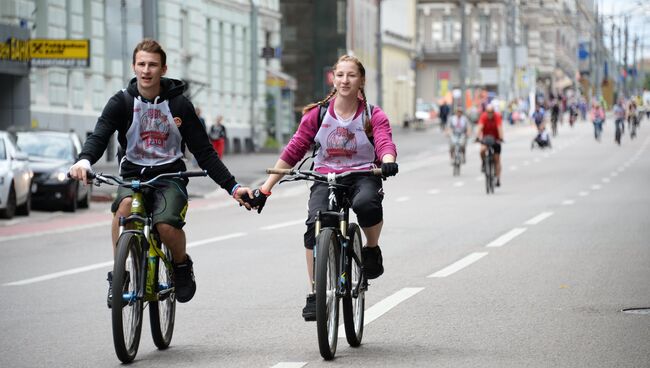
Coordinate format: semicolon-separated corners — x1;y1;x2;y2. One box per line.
479;136;498;194
266;167;384;360
450;134;465;176
615;118;623;145
630;115;638;139
89;170;207;363
550;114;558;137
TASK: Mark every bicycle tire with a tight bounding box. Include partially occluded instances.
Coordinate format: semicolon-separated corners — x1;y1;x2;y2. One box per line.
484;156;493;194
489;159;496;193
342;223;365;347
149;243;176;350
315;228;340;360
112;232;144;363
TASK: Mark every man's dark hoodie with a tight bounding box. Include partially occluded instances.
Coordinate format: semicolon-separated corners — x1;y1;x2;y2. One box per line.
79;77;238;192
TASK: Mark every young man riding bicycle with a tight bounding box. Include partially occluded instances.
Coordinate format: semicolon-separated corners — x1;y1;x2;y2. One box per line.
476;104;504;187
446;106;472;163
68;39;254;306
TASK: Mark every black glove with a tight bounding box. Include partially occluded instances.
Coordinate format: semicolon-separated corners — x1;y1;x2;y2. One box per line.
381;162;399;177
242;188;269;214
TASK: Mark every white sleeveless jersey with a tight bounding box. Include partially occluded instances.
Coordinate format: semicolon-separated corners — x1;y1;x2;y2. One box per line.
450;115;468;134
125;97;183;166
313;108;375;172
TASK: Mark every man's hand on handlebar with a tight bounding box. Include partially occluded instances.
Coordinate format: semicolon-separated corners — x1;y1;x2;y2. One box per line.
232;186;255;211
68;159;93;185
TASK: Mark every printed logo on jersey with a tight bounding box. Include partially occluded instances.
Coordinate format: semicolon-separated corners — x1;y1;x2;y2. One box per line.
325;127;357;158
139;108;170;148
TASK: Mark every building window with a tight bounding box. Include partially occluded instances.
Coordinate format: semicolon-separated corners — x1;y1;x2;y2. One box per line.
479;14;491;45
442;16;453;42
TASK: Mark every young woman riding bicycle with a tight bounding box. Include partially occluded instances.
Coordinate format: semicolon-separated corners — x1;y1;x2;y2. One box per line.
248;55;398;321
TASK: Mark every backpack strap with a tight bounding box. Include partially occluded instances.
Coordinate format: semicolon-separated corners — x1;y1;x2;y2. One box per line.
118;89;134;162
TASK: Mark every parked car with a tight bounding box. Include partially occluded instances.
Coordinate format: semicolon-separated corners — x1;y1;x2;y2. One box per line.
15;130;91;212
0;131;33;218
407;101;439;129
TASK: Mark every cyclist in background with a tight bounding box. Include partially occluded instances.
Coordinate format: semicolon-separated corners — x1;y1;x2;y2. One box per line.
446;106;472;163
476;104;504;187
248;54;398;321
591;101;605;141
68;39;254;307
613;99;626;139
532;104;545;130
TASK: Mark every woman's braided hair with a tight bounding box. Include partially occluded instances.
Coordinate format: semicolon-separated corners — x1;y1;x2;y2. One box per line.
302;55;371;134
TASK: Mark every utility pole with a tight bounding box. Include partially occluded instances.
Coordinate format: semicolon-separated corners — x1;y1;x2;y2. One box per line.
623;15;629;97
459;0;467;112
376;0;383;107
632;35;638;94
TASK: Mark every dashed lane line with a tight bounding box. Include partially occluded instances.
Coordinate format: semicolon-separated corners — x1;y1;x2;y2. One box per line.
427;252;488;278
524;211;554;225
337;287;425;338
485;228;527;248
270;363;307;368
261;219;304;231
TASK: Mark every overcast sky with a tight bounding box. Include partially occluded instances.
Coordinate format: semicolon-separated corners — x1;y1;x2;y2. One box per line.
600;0;649;60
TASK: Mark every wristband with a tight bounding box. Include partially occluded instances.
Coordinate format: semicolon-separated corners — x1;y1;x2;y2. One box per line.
259;188;272;196
230;183;241;197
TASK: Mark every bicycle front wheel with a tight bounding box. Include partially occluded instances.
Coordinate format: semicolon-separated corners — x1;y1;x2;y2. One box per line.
484;157;494;194
315;228;340;360
149;243;176;349
342;223;365;347
112;232;144;363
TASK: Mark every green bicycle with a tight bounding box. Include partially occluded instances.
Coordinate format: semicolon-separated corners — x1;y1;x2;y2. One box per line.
90;170;207;363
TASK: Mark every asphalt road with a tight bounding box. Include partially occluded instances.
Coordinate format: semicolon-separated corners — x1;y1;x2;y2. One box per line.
0;117;648;368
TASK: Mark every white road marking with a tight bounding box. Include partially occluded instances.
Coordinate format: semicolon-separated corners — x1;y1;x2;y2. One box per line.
427;252;488;278
562;199;575;206
453;181;464;187
261;220;304;231
338;287;425;338
611;172;618;177
591;184;601;190
270;363;307;368
534;158;541;163
486;228;527;247
602;178;610;183
0;222;109;243
524;211;554;225
427;189;440;195
509;166;518;171
395;196;410;202
476;175;483;181
4;233;247;286
578;191;589;197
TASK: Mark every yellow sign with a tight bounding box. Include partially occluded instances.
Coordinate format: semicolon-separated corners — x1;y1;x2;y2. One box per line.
0;38;90;67
29;39;89;59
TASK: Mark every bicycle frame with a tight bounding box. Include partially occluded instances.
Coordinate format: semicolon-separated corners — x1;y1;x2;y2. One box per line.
313;176;363;299
117;183;174;303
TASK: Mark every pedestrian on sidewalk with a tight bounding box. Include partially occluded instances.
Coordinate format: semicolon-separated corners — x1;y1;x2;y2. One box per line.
209;115;227;158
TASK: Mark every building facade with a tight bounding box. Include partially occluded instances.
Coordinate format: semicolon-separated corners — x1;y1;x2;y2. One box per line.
0;0;287;163
381;0;417;125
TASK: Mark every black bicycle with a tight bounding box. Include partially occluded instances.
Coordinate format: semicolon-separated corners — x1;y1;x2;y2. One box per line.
450;134;465;176
267;167;383;360
615;118;624;145
89;170;207;363
479;136;499;194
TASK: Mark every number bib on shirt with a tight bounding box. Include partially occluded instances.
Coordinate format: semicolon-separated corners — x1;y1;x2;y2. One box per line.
125;97;183;166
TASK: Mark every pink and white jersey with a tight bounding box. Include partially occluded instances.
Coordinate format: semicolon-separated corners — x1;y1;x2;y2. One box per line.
125;96;183;166
313;108;375;173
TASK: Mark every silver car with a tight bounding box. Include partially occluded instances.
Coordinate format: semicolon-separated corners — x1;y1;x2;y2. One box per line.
0;131;33;219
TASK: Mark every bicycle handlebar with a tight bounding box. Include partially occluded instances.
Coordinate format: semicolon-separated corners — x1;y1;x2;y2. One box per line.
88;170;208;188
267;168;384;184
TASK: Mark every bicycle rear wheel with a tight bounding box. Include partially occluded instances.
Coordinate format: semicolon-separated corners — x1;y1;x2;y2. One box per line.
315;228;340;360
452;148;461;176
112;232;144;363
342;223;365;347
149;243;176;349
484;156;494;194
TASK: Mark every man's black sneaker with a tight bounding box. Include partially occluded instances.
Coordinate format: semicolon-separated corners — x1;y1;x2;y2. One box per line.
302;293;316;321
362;246;384;279
106;271;113;309
173;254;196;303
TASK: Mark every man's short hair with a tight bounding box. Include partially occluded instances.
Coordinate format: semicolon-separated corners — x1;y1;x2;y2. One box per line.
132;39;166;66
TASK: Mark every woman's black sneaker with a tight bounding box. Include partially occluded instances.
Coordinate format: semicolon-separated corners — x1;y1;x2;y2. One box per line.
173;254;196;303
362;246;384;279
302;293;316;321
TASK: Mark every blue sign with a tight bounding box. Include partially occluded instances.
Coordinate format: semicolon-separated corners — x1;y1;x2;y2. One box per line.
578;42;589;60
